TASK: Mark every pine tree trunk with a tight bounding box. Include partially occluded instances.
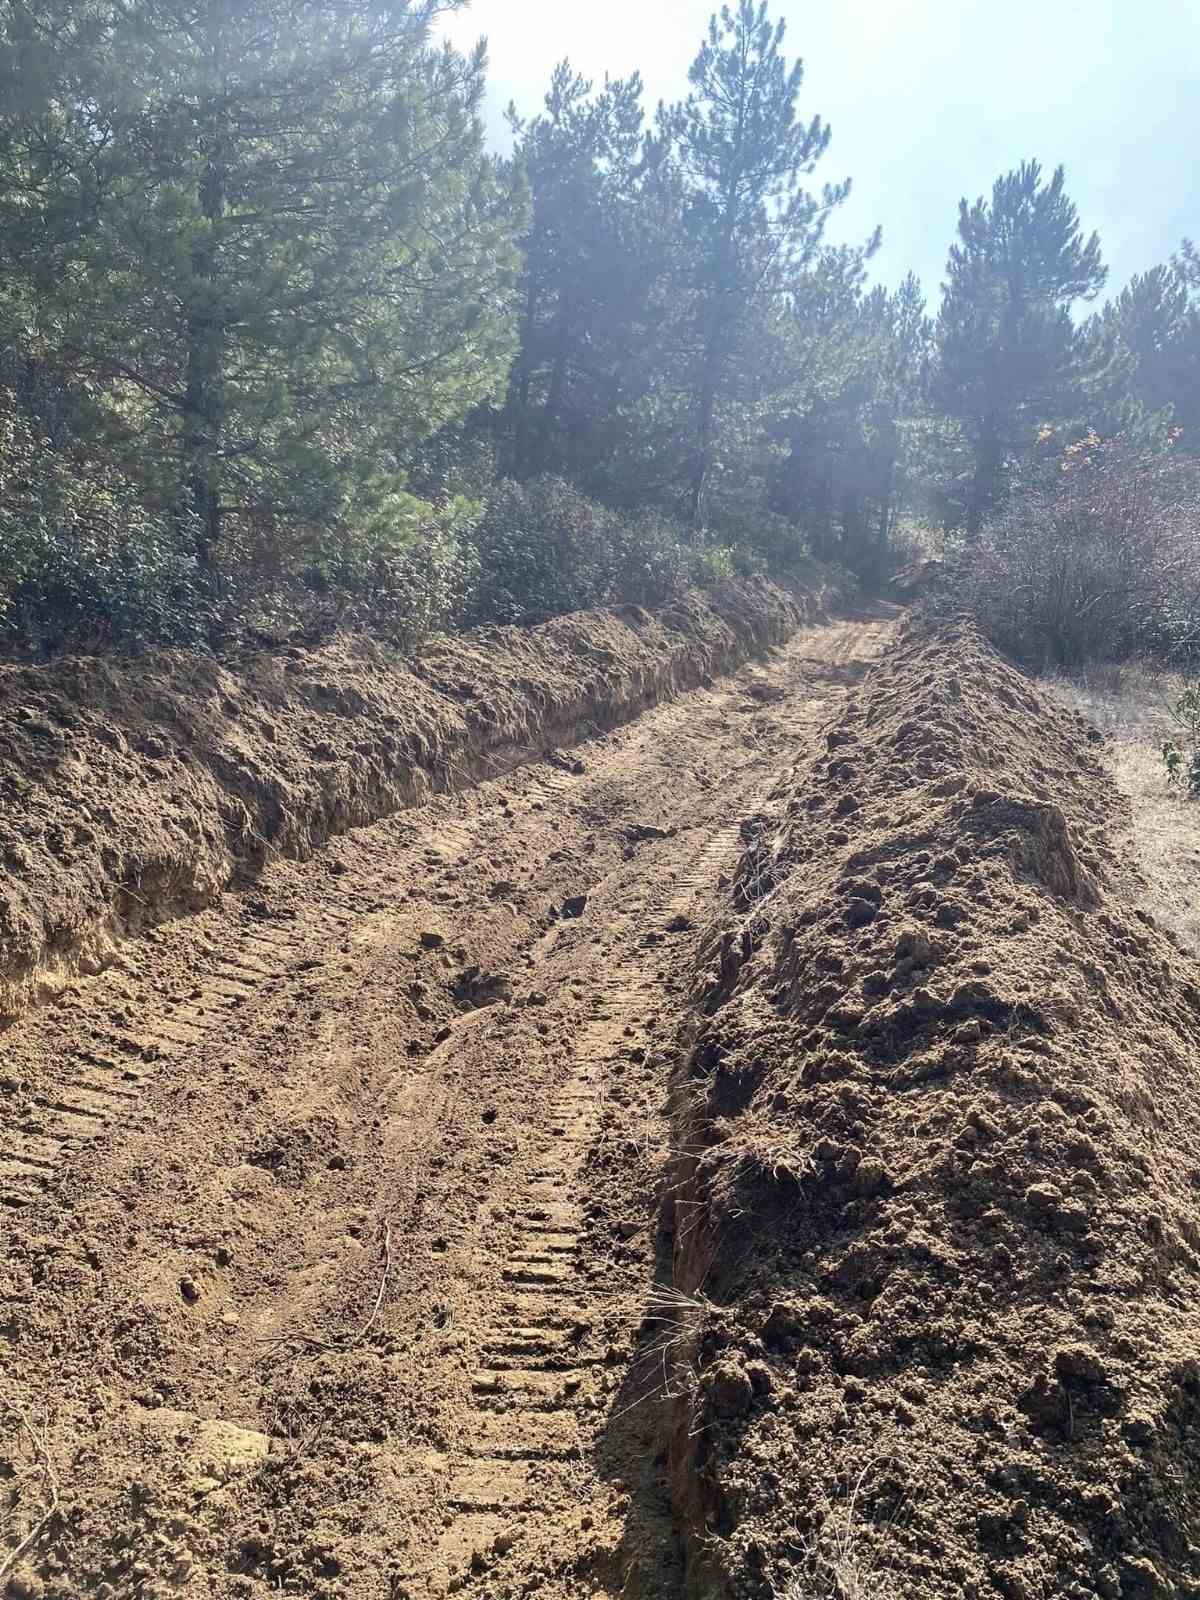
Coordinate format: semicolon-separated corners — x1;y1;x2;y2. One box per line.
842;486;865;570
967;413;1001;540
688;354;719;529
511;279;540;478
811;467;832;561
690;176;740;530
873;451;897;587
182;134;225;565
539;295;572;475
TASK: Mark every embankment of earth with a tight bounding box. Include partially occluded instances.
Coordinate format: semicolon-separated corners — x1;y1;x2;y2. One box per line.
0;570;844;1020
669;618;1200;1600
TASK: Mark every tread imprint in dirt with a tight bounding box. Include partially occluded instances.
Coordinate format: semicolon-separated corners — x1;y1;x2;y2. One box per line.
403;820;753;1594
0;924;309;1208
0;614;900;1600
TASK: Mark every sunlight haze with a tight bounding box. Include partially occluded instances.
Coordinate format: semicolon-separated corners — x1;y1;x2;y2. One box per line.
443;0;1199;301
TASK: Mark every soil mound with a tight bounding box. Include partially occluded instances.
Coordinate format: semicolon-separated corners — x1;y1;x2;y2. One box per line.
0;574;839;1021
887;557;951;601
669;619;1200;1600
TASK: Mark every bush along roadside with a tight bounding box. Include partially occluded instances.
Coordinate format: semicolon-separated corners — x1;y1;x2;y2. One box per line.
665;618;1200;1600
0;571;846;1021
0;420;842;663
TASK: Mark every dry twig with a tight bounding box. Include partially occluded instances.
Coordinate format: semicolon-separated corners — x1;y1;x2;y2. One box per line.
254;1220;393;1361
0;1410;60;1584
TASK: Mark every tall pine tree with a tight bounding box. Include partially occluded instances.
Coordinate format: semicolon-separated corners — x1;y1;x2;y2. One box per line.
772;259;928;574
1084;254;1200;448
663;0;850;526
502;64;653;484
0;0;523;566
935;160;1105;533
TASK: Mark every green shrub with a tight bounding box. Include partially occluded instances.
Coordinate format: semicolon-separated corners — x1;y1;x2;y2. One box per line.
2;397;815;659
707;505;811;572
1;389;486;656
0;393;217;654
692;546;737;585
463;477;692;625
290;491;483;649
1162;682;1200;798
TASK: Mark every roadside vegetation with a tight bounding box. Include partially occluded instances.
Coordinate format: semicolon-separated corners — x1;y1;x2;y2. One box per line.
1044;663;1200;954
2;0;1195;663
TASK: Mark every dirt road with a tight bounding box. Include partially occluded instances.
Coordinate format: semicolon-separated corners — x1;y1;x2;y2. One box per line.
0;609;897;1600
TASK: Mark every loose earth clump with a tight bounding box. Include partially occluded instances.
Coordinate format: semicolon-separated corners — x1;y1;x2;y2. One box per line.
669;618;1200;1600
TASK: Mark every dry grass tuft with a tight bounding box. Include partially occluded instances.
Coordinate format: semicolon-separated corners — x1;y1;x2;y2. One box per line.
783;1463;903;1600
0;1409;60;1583
1047;663;1200;954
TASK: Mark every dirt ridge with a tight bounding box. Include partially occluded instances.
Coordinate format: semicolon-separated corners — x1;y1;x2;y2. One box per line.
0;572;841;1022
667;618;1200;1600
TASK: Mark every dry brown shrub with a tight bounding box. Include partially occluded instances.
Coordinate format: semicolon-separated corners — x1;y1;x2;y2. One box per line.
964;434;1200;668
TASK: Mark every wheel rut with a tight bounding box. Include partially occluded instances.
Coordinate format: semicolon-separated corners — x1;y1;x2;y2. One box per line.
0;608;900;1600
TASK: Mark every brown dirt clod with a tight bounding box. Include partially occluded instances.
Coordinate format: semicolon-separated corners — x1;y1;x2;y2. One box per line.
668;617;1200;1600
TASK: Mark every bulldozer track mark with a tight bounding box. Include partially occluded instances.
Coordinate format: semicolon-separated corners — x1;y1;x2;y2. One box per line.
0;923;311;1207
0;610;900;1598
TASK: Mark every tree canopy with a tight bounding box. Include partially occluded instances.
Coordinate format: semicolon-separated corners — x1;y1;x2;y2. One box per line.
0;0;1194;656
0;0;522;565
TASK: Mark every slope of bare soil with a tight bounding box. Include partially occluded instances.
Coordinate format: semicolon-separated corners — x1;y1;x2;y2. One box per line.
0;609;895;1599
668;619;1200;1600
0;574;840;1022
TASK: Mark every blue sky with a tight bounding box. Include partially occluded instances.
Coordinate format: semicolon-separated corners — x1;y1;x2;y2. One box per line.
442;0;1198;313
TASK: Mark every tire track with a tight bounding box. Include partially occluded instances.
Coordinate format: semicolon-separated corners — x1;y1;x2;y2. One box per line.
410;789;816;1594
0;608;902;1600
0;923;308;1209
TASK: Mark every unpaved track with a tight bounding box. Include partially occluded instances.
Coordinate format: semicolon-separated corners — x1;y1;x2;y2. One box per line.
0;609;897;1600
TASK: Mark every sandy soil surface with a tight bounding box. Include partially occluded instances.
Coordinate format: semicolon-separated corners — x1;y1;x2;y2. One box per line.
0;608;897;1600
1046;667;1200;955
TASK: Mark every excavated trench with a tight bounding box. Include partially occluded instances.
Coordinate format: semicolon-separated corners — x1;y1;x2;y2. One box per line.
0;607;897;1599
0;577;831;1023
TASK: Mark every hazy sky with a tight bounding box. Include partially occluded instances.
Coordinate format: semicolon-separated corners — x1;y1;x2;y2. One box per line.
441;0;1198;311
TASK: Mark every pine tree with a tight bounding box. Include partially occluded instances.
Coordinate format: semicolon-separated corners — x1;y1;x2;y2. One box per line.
0;0;523;566
772;259;928;574
663;0;850;526
503;63;652;483
1084;255;1200;448
1170;242;1200;446
1082;266;1187;441
935;160;1105;533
